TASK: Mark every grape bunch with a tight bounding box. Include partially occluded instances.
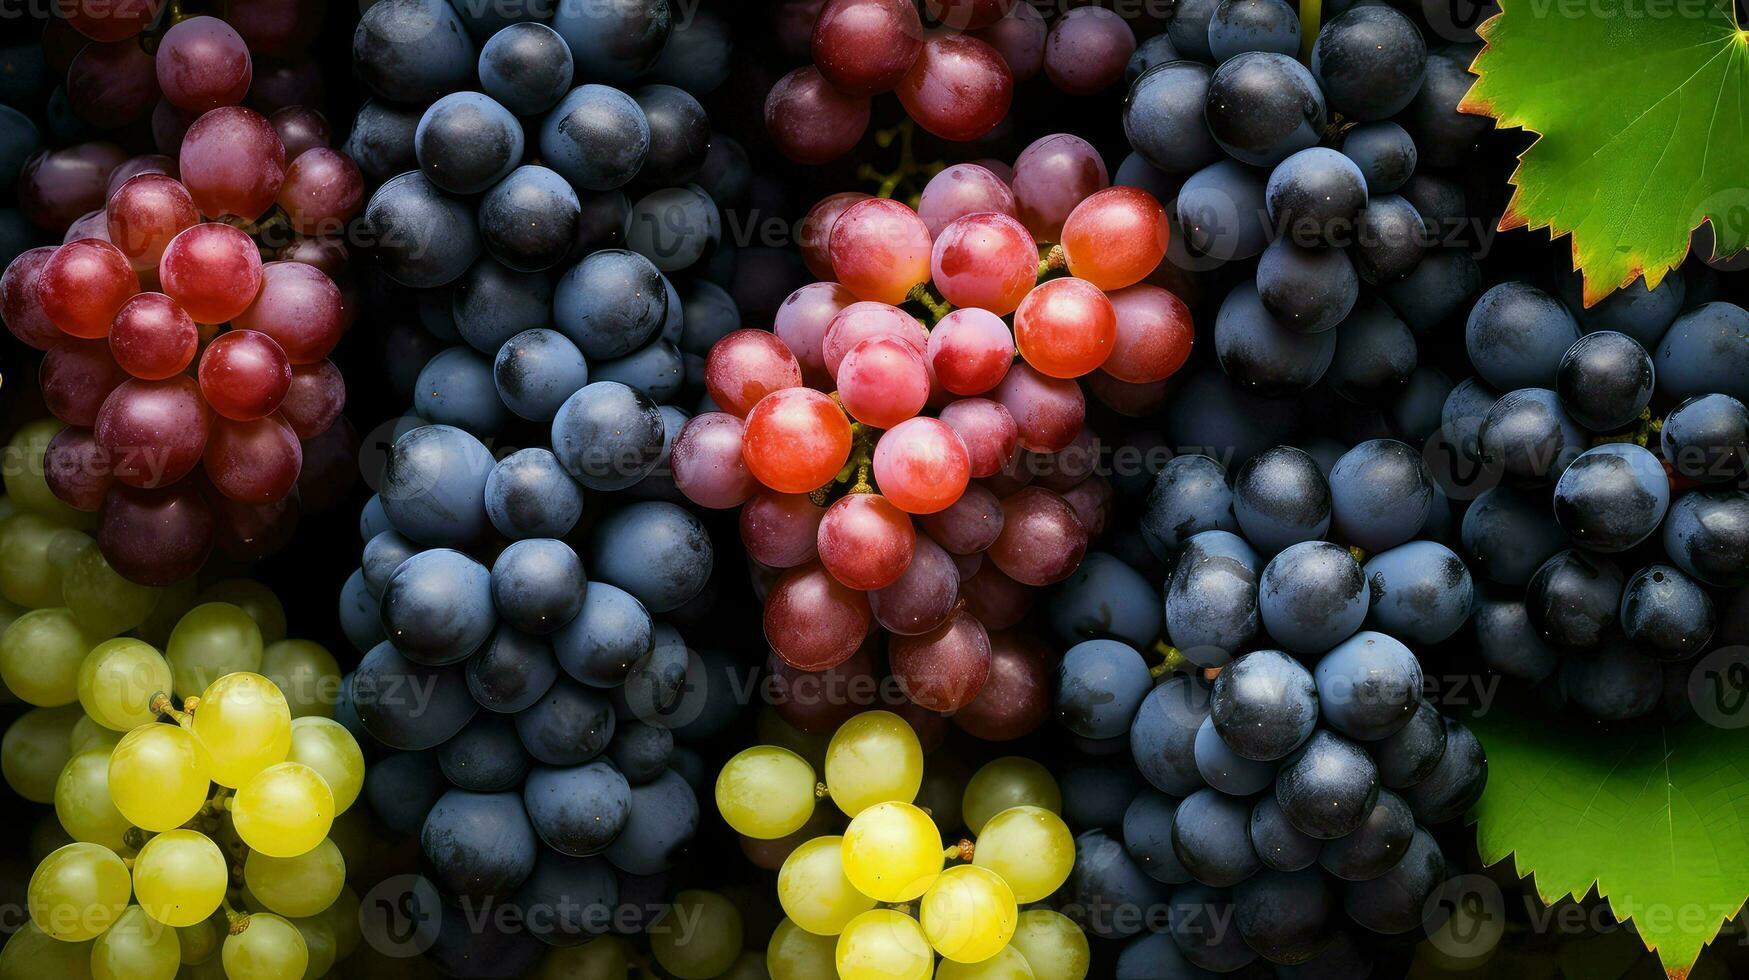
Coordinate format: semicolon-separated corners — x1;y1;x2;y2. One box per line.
719;711;1091;979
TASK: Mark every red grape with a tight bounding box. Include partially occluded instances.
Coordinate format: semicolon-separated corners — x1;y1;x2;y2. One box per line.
1;247;68;350
159;222;264;323
971;3;1046;81
37;239;139;339
930;212;1037;316
40;339;129;426
765;561;872;671
775;282;856;388
889;609;992;711
872;417;971;515
66;39;160;128
1062;473;1112;537
95;375;210;489
827;198;933;305
1043;7;1135;96
925;0;1016;29
1015;277;1117;378
276;236;350;279
198;329;292;421
765;66;871;166
178;106;286;219
961;563;1033;630
989;486;1087;585
837;336;930;429
97;481;215;585
818;493;916;590
672;412;759;509
1011;133;1109;242
105;155;178;199
212;485;301;562
812;0;923;97
231;260;345;363
743;387;853;493
917;164;1018;238
897;33;1013;143
18;141;128;231
821;302;928;379
982;449;1038;497
45;426;113;513
767;644;873;734
269;106;332;161
870;534;960;635
798;192;870;281
60;0;160;42
706;329;804;417
741;491;827;568
992;361;1086;452
937;397;1018;478
107;173;200;273
953;629;1051;740
1033;424;1099;492
278;360;345;439
1103;283;1195;384
917;482;1005;554
1061;186;1171;291
203;413;302;504
277;146;364;237
156;16;253;112
928;309;1014;397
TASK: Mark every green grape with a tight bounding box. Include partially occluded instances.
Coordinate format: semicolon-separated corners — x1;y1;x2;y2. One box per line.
77;638;173;731
89;905;179;980
69;715;121;754
287;915;336;978
222;913;308;980
825;710;923;817
108;723;210;832
62;541;160;639
285;717;364;814
232;762;334;858
4;421;89;526
167;604;265;700
920;865;1017;964
937;945;1036;979
0;514;86;609
27;841;131;941
320;887;361;960
535;935;630;979
243;838;345;918
190;672;291;788
756;706;830;771
715;950;770;980
841;801;942;902
0;607;91;706
0;594;23;637
196;580;288;644
767;918;837;980
0;921;93;980
716;745;816;839
777;835;876;936
962;757;1061;835
54;748;131;851
132;578;198;649
836;909;933;980
973;806;1075;904
260;640;341;719
177;919;220;966
649;889;743;980
133;830;228;928
3;703;80;802
1006;909;1089;980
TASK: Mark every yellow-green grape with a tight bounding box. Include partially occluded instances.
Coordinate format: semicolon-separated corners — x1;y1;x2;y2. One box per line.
69;714;120;754
54;748;131;851
963;757;1061;835
767;918;837;980
836;909;933;980
1007;909;1089;980
2;703;81;802
287;916;336;978
937;945;1036;979
777;835;876;936
132;578;198;649
716;745;816;839
222;913;308;980
0;921;93;980
27;841;131;941
4;422;88;525
133;830;227;928
243;838;345;918
649;890;743;980
824;710;923;817
190;671;291;788
285;717;364;814
167;604;265;700
920;865;1017;964
755;707;830;771
972;806;1076;904
536;935;629;979
108;723;210;832
77;638;173;731
321;887;361;960
840;801;942;902
62;542;160;639
89;905;179;980
0;514;85;609
177;919;220;966
0;595;22;638
196;580;288;644
232;762;334;858
260;640;340;719
0;607;91;706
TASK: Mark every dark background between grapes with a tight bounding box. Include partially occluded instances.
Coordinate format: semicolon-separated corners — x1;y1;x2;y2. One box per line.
2;1;1748;974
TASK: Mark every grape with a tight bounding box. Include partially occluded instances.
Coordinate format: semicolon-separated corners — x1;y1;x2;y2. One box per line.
1341;121;1418;194
1554;330;1658;435
1473;596;1558;684
107;293;198;382
361;171;481;288
991;362;1085;454
105;174;197;274
897;33;1014;142
1311;6;1428;120
1466;281;1581;391
1620;564;1715;660
1557;263;1685;344
20;142;131;232
77;636;170;731
36;239;137;340
975;804;1075;902
1260;240;1359;338
705;329;803;417
350;0;476;103
0;248;67;350
1480;387;1585;482
973;3;1047;82
549;380;666;492
1011;133;1109;242
1663;490;1749;586
1066;828;1169;939
450;254;553;357
765;66;872;165
670;412;756;509
158;222;264;326
918;164;1017;238
1552;443;1671;552
178;106;285;220
961;757;1059;834
812;493;912;590
44;428;113;514
54;748;130;851
769;918;837;979
493;331;588;425
1341;828;1444;934
1051;638;1149;740
1362;541;1475;644
841;802;941;901
65;39;159;130
798;195;869;282
1233;867;1336;965
1206;52;1327;167
491;538;584;635
436;712;529;793
1269;148;1370;248
1123;790;1191;884
414;92;523;196
828;198;934;305
2;705;80;804
1164;531;1260;666
825;710;924;817
60;0;157;42
41;340;128;426
554;249;668;360
133;829;227;927
920;864;1017;964
222;911;308;980
928;0;1017;29
269;106;330;160
744;387;854;494
930;213;1036;317
890;608;991;711
812;0;923;96
165;601;263;696
604;767;698;874
1400;719;1487;823
822;302;929;378
740;491;826;569
276;360;344;440
478;22;573;116
190;671;291;789
157;16;252;112
1404;44;1493;167
1208;0;1300;61
1379;247;1481;334
0;607;90;707
717;745;817;841
1250;792;1320;873
1014;278;1117;379
1175;159;1271;265
836;908;933;979
553;581;651;688
515;674;616;766
283;716;361;812
1229;447;1328;556
774;835;874;936
1318;789;1413;882
773;284;853;389
1275;731;1379;839
588;501;713;613
1193;713;1274;794
936;400;1017;482
27;841;129;941
923;311;1013;400
1662;393;1749;482
1214;281;1337;394
1211;649;1318;761
274;147;363;238
648;889;743;979
351;640;478;750
96;481;215;585
1124;62;1223;176
1328;439;1433;551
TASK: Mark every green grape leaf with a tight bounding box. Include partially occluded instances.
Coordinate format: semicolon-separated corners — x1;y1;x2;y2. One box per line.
1460;0;1749;305
1469;692;1749;978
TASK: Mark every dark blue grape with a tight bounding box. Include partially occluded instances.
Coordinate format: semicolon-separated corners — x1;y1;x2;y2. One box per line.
515;677;616;766
380;548;496;665
1556;331;1654;432
1211;649;1318;762
588;501;711;613
494;330;589;423
480;22;575;117
1171;789;1261;887
1249;793;1320;872
614;621;690;728
1662;393;1749;483
592;338;684;404
1208;0;1299;61
1401;719;1487;823
1351;193;1429;284
1480;387;1585;481
1466;281;1581;391
1318;789;1413;881
1556;264;1684;346
1552;444;1671;552
0;106;38;192
1663;490;1749;586
1233;867;1337;965
1313;631;1422;741
1124;33;1182;85
630;84;709;186
1275;730;1379;838
1326;300;1416;405
479;166;582;274
1441;376;1499;460
415;347;511;436
364;750;447;835
671;646;748;743
1115;930;1209;979
421;789;538;900
603;769;697;875
361;530;418;598
363;171;481;288
1472;594;1557;683
1256;238;1357;334
1130;677;1211;796
492;538;585;635
1234;447;1330;555
1378;247;1480;334
0;209;38;269
552;0;670;82
486;448;584;540
1167;370;1304;470
1048;552;1163;649
554;249;668;360
694;133;750;210
624;185;720;273
446;0;551;40
1258;541;1367;654
361;495;392;542
1655;302;1749;404
513;850;617;947
539;85;650;192
1266;147;1368;248
678;279;739;358
339;569;387;653
415;92;525;196
438;713;530;792
352;0;477;105
1123;790;1191;884
1621;564;1715;661
1176;158;1271;262
1340;121;1416;194
607;721;674;785
1363;698;1447;790
646;7;731;95
1310;5;1426;119
1067;828;1172;938
1559;637;1661;721
1363;541;1473;644
1460;486;1568;585
1214;282;1337;395
1056;639;1153;739
1167;0;1221;61
553;582;654;687
1167;531;1262;668
1058;756;1145;832
1525;548;1623;647
1141;454;1238;559
1169;883;1260;971
1403;44;1491;167
523;761;632;857
1277;929;1375;979
468;624;560;714
550;381;666;491
1124;62;1223;175
1193;715;1275;796
1391;366;1453;443
1205;52;1326;167
573;190;631;258
346;99;421;183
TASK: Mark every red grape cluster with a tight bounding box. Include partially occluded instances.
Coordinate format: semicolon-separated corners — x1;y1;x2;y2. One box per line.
1;4;362;586
670;133;1191;725
767;0;1140;163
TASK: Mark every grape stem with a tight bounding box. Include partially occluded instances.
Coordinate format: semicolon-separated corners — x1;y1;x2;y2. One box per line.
943;838;975;862
222;900;249;935
856;120;943;204
906;282;953;324
150;691;195;724
1037;244;1067;281
1150;642;1188;677
813;782;831;799
1589;406;1663;449
1346;545;1369;565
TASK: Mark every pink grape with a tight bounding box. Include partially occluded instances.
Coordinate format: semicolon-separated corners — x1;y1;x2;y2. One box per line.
930;212;1037;316
278;360;345;439
798;192;870;281
811;0;923;96
63;210;113;245
61;0;160;42
962;563;1034;630
1103;283;1195;384
159;222;264;324
890;609;992;711
1012;133;1109;242
1061;186;1171;291
1014;277;1117;379
743;387;853;493
107;173;200;273
917;164;1018;238
199;329;292;421
232;260;346;363
1043;7;1135;96
768;644;873;735
925;0;1017;29
672;412;759;509
66;39;159;128
276;146;364;236
95;375;210;489
897;33;1013;143
917;483;1005;554
971;3;1046;81
928;309;1014;396
37;239;139;339
18;141;128;232
203;413;302;504
97;481;215;585
983;449;1038;497
837;336;931;429
817;493;916;590
937;397;1018;478
109;293;199;380
764;561;872;671
764;66;871;166
872;417;971;515
1;247;69;350
1063;474;1112;537
269;106;332;160
1034;424;1099;492
45;426;113;513
953;629;1051;740
277;236;350;279
705;329;804;417
870;534;960;635
827;198;933;305
774;281;856;388
741;491;826;568
989;486;1087;585
178;106;286;219
41;340;129;427
821;302;928;379
105;155;177;199
992;361;1086;452
157;16;253;112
